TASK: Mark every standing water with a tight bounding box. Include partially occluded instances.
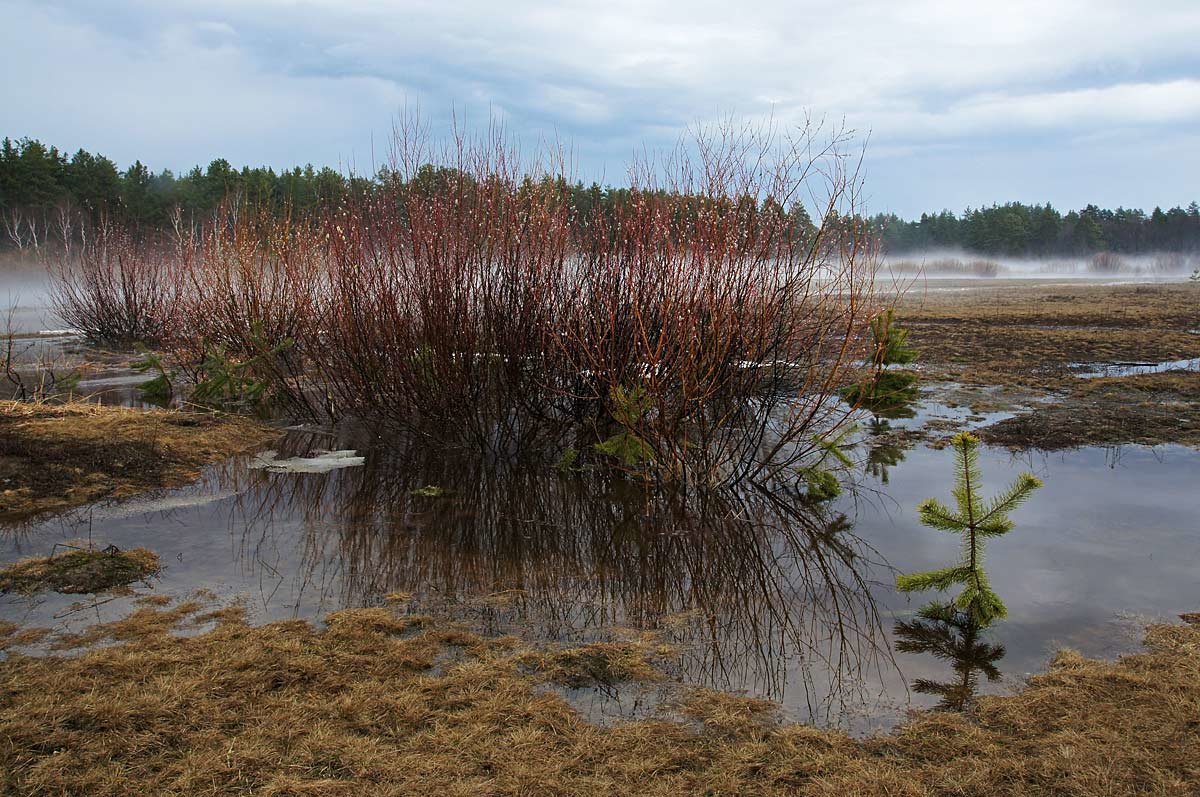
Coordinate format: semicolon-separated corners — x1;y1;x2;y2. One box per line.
1;418;1196;733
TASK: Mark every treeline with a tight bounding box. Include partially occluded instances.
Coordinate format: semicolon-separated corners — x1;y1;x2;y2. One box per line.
873;201;1200;256
0;135;825;250
1;136;824;250
0;137;364;233
7;135;1195;257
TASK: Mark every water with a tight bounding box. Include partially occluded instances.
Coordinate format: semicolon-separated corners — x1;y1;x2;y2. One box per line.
1074;357;1200;378
2;418;1196;733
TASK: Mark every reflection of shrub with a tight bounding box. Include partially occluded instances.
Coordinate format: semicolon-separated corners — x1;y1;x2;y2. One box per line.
1088;252;1127;274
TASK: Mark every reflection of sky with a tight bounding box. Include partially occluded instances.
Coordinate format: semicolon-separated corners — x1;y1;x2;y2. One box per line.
3;422;1197;732
4;1;1199;216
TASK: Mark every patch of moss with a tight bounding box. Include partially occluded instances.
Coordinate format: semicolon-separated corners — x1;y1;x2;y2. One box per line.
0;547;160;595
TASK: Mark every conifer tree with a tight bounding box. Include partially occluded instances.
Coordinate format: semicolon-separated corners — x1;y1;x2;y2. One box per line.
896;432;1042;626
844;308;919;413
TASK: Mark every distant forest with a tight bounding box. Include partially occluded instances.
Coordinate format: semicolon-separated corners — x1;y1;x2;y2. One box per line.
3;136;1199;256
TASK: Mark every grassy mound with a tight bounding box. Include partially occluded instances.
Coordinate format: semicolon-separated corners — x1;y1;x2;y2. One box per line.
0;401;278;523
0;547;160;595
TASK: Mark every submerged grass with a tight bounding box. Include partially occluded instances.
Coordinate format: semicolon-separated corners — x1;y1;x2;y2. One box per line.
0;401;279;523
1;602;1196;795
0;547;159;595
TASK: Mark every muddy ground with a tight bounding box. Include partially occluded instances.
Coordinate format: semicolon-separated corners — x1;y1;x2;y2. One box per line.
896;280;1200;449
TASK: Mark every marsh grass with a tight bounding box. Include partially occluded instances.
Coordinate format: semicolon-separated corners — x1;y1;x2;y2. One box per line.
0;546;159;595
1;601;1196;795
0;400;278;523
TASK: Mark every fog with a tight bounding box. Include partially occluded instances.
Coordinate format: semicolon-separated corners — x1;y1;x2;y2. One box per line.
0;257;63;335
881;249;1199;281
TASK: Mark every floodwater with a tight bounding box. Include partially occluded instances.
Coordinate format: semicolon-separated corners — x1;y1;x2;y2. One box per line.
2;415;1196;733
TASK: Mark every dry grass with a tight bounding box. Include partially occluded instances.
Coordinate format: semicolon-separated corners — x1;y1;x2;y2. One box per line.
0;401;279;523
0;546;159;595
1;602;1196;795
517;638;670;688
900;282;1200;387
980;372;1200;449
895;282;1200;448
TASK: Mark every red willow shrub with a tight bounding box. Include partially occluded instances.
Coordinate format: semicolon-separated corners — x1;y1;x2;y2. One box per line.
48;113;883;487
555;120;878;485
51;221;179;347
171;202;326;415
305;115;880;485
310;118;579;448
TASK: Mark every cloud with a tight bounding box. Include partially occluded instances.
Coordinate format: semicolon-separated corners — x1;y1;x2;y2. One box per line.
3;0;1199;214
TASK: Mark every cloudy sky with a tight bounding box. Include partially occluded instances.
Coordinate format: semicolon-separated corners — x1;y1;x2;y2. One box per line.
3;0;1198;217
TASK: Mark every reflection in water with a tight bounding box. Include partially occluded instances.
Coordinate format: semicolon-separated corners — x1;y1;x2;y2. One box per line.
222;433;897;724
9;429;1199;730
868;420;902;482
894;603;1006;711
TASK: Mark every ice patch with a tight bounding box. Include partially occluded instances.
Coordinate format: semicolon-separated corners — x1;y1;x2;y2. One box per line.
1074;357;1200;378
250;449;366;473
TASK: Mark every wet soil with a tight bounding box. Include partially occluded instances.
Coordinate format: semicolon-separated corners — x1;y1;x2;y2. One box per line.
898;282;1200;449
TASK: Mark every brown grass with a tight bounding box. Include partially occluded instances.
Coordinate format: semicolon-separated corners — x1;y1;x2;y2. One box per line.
980;372;1200;450
900;282;1200;387
0;401;279;523
894;282;1200;448
1;602;1196;795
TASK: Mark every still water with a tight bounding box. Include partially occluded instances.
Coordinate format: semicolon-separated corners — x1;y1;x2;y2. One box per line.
2;415;1196;733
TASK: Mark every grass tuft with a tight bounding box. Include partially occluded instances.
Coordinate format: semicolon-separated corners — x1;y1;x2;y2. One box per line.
0;547;159;595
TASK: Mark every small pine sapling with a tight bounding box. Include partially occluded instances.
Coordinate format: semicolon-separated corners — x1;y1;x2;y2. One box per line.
896;432;1042;626
843;308;919;413
869;308;918;371
800;424;858;501
594;384;655;468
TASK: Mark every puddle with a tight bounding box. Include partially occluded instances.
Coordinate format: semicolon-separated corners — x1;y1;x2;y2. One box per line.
1074;357;1200;378
2;417;1196;733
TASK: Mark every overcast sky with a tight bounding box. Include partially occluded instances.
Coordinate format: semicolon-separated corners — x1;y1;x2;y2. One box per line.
3;0;1198;217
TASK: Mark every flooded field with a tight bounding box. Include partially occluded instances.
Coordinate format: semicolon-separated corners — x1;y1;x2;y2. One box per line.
3;411;1195;733
2;274;1198;742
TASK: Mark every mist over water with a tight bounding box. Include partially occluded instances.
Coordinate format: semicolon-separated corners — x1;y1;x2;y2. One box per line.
881;249;1199;281
0;258;62;335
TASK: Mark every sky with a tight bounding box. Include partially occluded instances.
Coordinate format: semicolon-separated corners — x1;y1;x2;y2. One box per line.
2;0;1199;218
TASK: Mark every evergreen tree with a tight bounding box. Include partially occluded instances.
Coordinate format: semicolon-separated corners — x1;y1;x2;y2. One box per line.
896;432;1042;626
